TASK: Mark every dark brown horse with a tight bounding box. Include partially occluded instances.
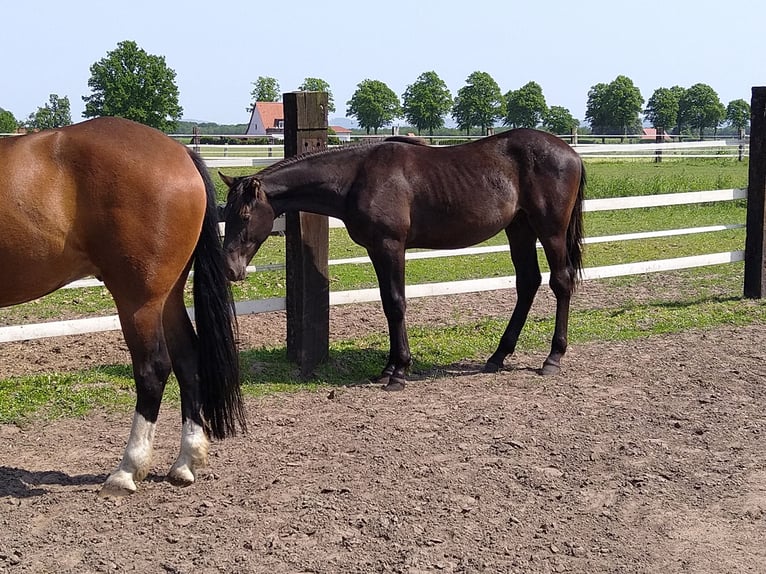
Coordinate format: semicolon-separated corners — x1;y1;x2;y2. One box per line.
221;128;585;390
0;117;245;496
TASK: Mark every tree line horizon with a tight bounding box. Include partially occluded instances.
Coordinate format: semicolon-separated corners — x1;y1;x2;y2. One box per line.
0;40;751;139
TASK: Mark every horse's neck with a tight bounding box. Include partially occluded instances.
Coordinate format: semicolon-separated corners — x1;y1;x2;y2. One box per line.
262;151;360;219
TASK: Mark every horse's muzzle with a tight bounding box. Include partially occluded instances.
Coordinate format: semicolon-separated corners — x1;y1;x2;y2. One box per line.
223;255;248;282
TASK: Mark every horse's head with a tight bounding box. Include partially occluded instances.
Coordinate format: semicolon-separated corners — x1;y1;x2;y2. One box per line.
219;173;275;282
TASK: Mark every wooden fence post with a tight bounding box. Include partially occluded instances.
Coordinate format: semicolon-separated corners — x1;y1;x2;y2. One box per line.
744;86;766;298
283;91;330;374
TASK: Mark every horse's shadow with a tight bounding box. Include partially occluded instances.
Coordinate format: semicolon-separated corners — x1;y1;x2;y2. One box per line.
0;466;106;498
241;345;541;388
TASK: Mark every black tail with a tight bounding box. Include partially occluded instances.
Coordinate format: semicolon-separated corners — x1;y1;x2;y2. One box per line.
188;149;246;439
567;160;586;287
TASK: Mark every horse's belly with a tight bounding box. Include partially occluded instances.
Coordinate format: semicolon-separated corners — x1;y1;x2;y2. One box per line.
0;253;96;307
407;219;507;250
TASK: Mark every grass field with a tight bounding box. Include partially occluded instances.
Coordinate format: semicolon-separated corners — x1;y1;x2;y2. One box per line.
0;157;760;422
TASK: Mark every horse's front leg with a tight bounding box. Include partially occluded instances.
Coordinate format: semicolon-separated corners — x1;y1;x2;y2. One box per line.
368;241;411;391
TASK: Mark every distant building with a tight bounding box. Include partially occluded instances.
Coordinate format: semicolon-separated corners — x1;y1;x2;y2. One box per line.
330;125;352;142
246;101;351;142
246;102;285;140
641;127;672;141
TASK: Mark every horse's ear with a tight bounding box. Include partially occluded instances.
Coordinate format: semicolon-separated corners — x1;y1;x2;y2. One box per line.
218;172;236;189
251;178;265;202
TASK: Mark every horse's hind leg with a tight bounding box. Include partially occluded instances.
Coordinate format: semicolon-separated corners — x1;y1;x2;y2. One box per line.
101;300;172;496
162;279;210;486
485;215;541;372
538;234;576;375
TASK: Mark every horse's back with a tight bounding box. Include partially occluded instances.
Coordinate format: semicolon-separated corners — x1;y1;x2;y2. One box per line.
347;129;582;249
0;118;207;306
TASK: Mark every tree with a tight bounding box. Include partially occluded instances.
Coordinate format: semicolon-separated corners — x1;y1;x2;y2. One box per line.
346;79;401;134
584;82;609;134
585;75;643;136
542;106;578;134
82;40;182;132
504;81;547;128
678;83;725;138
644;86;683;135
26;94;72;130
0;108;17;133
726;98;750;135
401;71;453;137
451;71;504;135
298;77;335;113
249;76;281;111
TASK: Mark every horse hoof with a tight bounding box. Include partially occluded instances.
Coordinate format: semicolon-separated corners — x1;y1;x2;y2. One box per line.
99;474;137;498
483;361;502;373
167;465;196;487
540;361;561;376
383;378;406;392
370;373;390;386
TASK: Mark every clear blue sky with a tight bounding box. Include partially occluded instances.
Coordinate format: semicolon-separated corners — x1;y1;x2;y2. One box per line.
2;0;764;127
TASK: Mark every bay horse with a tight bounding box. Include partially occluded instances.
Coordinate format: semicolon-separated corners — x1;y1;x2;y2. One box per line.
221;128;585;390
0;117;246;496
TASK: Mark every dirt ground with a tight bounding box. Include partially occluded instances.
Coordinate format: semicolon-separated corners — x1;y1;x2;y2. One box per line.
1;281;765;573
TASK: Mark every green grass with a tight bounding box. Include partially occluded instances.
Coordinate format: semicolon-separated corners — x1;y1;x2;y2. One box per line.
0;157;759;423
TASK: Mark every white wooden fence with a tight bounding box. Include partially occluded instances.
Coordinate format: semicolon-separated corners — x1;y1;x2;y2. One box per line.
0;186;746;343
190;138;749;167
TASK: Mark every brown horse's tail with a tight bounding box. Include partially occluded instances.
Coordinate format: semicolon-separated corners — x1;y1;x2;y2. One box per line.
567;160;586;288
187;149;246;439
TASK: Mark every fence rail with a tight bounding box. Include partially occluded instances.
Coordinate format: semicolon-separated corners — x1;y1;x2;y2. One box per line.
0;187;747;344
195;138;749;169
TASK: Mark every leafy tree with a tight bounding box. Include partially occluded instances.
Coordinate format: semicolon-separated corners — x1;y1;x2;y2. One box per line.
0;108;17;133
542;106;578;134
504;81;547;128
644;86;684;135
83;40;182;132
346;79;401;134
451;71;504;135
678;83;725;138
298;77;335;113
248;76;281;111
726;98;750;135
401;71;453;137
584;82;609;134
26;94;72;130
585;75;643;136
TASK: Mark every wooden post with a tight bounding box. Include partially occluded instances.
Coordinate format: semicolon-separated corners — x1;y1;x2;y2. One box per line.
654;128;663;163
192;125;200;153
283;91;330;374
744;87;766;298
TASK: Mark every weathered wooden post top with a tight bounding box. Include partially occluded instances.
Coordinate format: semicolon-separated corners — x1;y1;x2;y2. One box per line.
744;86;766;298
283;91;330;374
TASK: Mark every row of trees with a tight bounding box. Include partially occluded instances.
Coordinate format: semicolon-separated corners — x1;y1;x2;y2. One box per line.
587;75;750;138
251;71;579;136
254;72;750;138
0;39;752;138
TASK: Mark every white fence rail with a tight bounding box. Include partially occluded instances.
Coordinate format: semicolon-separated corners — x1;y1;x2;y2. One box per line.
196;139;749;168
0;187;747;343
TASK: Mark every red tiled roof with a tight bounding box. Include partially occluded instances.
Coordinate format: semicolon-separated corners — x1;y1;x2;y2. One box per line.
642;127;671;140
256;102;283;130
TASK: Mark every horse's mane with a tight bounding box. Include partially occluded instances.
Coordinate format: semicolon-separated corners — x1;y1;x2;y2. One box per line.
257;136;428;177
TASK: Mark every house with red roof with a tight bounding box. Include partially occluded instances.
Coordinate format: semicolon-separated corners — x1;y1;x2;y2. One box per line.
641;127;672;141
246;101;352;142
246;102;285;140
330;125;352;142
